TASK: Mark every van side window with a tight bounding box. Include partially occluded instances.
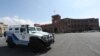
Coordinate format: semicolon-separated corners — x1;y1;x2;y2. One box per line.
15;28;19;33
15;28;19;30
9;28;12;30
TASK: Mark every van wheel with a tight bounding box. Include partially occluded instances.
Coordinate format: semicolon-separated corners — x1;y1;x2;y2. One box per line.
6;38;15;48
28;39;46;52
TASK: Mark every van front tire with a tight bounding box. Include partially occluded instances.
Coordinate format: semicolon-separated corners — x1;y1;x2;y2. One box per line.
28;37;47;52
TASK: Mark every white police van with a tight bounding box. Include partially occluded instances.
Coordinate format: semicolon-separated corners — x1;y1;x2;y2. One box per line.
4;25;54;51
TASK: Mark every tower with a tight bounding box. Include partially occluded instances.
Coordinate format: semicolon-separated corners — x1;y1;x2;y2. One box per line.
52;14;61;24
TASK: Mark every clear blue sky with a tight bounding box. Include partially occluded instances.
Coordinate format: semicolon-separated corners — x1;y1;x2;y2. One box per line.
0;0;100;24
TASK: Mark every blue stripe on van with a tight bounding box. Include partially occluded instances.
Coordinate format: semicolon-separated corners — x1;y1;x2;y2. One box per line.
12;34;19;40
6;32;28;45
6;32;19;40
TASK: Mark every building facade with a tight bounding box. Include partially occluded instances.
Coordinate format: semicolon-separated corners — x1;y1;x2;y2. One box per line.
0;22;8;37
39;14;99;33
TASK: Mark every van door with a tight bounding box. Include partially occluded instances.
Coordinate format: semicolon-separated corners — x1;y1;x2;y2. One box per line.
14;27;21;40
20;27;29;41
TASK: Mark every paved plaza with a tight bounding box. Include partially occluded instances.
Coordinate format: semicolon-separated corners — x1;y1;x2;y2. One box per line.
1;32;100;56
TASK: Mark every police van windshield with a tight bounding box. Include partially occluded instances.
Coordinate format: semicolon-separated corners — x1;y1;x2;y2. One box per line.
29;27;36;31
29;27;42;31
36;27;42;31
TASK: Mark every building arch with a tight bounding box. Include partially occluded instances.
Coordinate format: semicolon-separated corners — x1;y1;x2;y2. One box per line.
54;27;58;33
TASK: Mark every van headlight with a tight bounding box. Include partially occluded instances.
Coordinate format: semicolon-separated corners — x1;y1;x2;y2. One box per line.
49;33;54;39
41;36;46;40
41;35;49;40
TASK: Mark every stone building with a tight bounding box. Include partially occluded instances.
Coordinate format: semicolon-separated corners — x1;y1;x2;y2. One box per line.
39;14;99;33
0;22;8;37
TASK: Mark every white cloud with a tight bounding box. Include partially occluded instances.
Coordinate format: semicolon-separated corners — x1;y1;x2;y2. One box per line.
0;16;52;26
36;21;52;25
0;16;34;26
77;8;100;25
79;11;99;18
70;0;99;8
66;0;100;26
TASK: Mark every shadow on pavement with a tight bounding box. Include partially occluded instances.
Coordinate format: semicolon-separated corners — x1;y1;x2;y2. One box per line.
0;45;51;56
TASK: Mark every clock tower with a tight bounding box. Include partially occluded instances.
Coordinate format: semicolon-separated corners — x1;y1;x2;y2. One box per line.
52;14;61;24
